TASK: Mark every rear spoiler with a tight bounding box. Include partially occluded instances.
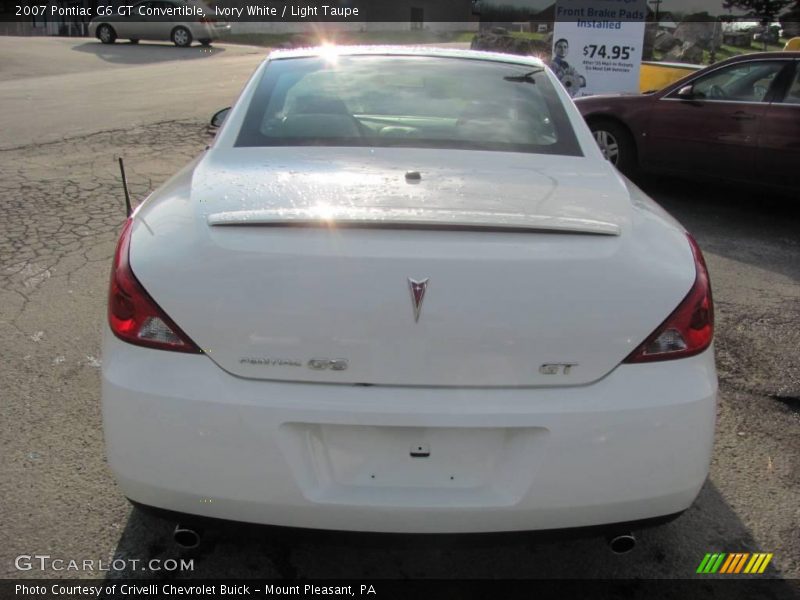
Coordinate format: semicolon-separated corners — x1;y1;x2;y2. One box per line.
206;208;621;236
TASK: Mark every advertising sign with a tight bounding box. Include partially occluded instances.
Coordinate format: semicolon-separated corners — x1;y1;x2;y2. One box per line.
550;0;647;97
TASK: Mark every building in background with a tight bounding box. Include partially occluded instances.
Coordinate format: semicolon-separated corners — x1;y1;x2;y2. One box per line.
0;0;95;36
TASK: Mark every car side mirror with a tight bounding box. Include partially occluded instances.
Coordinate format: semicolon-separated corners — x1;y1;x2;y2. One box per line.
676;85;695;100
210;107;231;128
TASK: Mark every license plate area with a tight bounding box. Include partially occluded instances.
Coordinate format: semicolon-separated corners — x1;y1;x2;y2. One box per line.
279;424;549;507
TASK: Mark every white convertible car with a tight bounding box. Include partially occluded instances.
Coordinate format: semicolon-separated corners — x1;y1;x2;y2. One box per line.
102;47;717;548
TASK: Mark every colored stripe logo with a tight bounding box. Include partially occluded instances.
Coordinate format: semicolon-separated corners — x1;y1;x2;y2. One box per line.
697;553;773;574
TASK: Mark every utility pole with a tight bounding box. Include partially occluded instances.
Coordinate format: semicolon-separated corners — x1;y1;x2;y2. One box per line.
649;0;663;24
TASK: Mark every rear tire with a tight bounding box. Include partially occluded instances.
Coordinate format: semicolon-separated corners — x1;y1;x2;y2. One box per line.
97;24;117;44
171;26;192;47
589;119;637;176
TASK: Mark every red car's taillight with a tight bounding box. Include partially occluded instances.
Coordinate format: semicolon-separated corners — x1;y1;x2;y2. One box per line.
108;218;202;353
624;234;713;363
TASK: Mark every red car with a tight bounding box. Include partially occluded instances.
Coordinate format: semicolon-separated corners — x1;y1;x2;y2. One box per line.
575;52;800;191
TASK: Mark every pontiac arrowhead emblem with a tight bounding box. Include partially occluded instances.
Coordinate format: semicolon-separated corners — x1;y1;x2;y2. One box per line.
408;278;429;323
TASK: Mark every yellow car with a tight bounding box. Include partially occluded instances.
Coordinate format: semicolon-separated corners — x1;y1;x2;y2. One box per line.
640;42;800;91
640;60;702;92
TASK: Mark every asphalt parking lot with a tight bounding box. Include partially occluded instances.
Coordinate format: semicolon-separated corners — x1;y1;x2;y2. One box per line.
0;38;798;590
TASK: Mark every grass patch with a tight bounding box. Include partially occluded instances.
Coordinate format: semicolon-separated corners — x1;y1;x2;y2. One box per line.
451;31;479;43
219;32;296;47
508;31;548;41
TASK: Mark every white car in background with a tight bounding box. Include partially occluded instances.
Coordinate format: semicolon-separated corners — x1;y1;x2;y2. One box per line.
102;47;717;548
88;0;229;47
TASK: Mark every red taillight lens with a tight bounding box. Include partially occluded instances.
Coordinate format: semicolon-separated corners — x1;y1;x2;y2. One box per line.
624;234;713;363
108;219;202;354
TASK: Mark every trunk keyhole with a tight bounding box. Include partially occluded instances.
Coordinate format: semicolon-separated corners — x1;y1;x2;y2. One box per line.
410;443;430;458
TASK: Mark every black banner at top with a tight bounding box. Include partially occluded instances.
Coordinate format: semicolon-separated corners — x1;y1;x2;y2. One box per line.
1;0;799;23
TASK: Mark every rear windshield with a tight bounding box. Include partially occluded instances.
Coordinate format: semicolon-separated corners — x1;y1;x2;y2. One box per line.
235;55;582;156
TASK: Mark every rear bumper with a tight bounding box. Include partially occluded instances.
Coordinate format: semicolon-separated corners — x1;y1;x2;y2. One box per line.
102;331;717;533
130;499;687;542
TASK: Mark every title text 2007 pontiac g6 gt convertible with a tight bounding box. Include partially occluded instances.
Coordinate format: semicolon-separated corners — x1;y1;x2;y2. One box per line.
102;47;717;540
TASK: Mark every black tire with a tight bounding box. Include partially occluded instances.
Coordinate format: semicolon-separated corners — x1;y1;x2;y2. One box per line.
171;26;192;47
129;39;139;44
97;24;116;44
589;119;637;175
199;39;212;47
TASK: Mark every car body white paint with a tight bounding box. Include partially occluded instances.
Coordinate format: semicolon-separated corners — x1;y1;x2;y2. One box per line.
102;47;718;533
104;332;716;532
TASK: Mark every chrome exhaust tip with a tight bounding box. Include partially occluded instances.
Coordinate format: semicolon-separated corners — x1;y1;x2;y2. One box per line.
607;532;636;554
173;524;202;549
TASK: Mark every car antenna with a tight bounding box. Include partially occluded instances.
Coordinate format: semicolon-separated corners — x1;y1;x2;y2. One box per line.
118;157;133;217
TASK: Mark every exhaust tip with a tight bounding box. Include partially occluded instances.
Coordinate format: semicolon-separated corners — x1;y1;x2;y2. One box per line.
173;524;201;549
607;533;636;554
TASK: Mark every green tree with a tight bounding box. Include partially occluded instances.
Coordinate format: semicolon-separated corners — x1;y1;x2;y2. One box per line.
721;0;793;23
723;0;793;48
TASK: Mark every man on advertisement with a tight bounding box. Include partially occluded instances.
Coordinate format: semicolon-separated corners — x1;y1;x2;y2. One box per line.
550;37;587;97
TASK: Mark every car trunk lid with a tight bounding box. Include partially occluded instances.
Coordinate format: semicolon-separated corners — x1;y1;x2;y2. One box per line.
130;147;694;387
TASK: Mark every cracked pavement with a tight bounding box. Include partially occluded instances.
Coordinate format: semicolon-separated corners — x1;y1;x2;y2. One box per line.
0;121;210;577
0;38;798;593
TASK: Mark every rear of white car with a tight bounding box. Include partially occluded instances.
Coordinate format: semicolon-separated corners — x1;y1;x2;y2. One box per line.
102;48;717;534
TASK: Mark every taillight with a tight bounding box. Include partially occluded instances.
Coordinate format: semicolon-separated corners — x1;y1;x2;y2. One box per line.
108;218;202;353
624;234;713;363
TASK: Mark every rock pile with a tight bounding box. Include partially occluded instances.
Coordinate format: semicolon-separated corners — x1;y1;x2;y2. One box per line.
664;41;704;64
